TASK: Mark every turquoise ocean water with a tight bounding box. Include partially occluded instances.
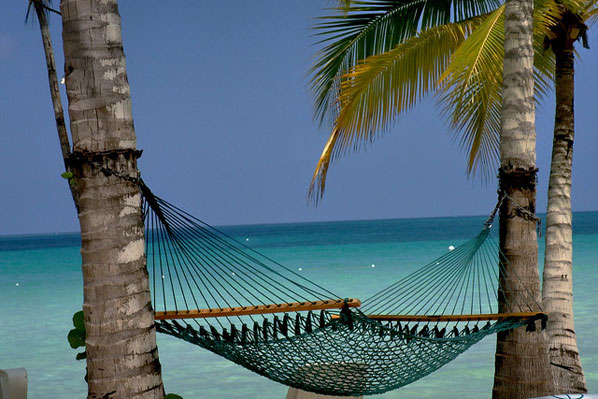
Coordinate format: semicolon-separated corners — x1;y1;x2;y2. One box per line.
1;212;597;398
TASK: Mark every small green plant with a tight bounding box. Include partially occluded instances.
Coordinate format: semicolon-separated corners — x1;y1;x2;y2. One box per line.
60;171;73;180
67;310;87;381
67;310;86;360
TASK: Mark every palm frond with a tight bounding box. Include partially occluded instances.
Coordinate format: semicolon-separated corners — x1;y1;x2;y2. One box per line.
581;0;598;24
437;6;505;178
437;0;559;179
307;131;340;204
310;0;503;126
308;20;479;202
556;0;589;16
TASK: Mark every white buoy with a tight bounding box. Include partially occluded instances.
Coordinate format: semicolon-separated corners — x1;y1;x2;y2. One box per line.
298;268;302;271
15;283;19;287
246;238;250;241
371;264;376;268
448;245;455;251
161;275;165;279
232;272;236;276
60;76;65;85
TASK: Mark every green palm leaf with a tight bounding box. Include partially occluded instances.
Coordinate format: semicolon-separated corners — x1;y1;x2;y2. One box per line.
438;0;560;178
309;20;480;202
310;0;502;126
437;6;504;177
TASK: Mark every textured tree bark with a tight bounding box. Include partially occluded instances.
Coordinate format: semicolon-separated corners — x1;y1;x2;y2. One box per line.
542;30;587;393
60;0;164;398
492;0;555;396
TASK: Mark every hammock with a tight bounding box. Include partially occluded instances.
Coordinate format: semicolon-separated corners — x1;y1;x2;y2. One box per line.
140;182;545;397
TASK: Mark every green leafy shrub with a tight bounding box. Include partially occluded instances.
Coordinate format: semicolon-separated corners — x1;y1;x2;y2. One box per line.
67;310;86;360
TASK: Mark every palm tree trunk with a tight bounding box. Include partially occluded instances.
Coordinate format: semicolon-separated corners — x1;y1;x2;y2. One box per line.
542;38;587;393
492;0;554;396
32;0;71;167
60;0;164;398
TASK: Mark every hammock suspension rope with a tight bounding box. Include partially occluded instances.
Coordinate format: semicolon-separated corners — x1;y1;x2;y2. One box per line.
69;158;546;397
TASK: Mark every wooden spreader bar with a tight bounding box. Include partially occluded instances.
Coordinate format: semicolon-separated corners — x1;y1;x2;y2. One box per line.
360;312;547;323
154;298;362;320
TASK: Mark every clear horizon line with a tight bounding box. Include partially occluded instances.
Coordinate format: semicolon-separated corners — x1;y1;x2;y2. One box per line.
1;208;597;238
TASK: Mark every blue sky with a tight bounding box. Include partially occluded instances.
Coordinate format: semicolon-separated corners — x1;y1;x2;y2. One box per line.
1;1;597;235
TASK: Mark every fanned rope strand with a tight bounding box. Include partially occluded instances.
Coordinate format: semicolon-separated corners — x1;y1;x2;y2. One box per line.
360;198;541;320
150;192;340;302
157;201;315;304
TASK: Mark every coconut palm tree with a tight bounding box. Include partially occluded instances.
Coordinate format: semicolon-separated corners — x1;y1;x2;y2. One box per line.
54;0;164;397
541;6;592;392
492;0;556;394
429;1;593;392
309;4;553;396
443;4;593;391
30;2;165;396
309;0;593;393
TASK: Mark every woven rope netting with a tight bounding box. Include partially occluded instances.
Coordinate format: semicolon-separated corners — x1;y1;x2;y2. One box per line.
140;183;543;396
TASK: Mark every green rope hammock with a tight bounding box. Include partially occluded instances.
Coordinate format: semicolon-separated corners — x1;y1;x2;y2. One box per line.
139;182;545;397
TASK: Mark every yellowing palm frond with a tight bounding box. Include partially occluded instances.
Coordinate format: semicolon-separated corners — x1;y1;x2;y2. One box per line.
308;20;481;202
